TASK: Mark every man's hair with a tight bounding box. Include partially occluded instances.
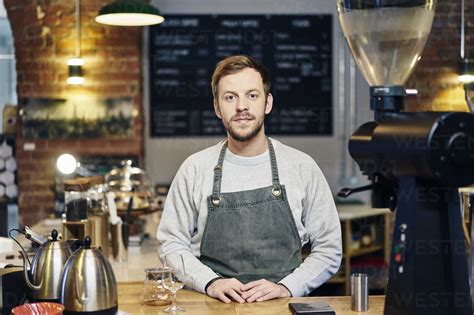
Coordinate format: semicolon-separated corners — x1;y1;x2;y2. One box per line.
211;55;271;98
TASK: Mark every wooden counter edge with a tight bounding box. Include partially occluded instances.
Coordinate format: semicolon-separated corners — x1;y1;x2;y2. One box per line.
117;281;386;314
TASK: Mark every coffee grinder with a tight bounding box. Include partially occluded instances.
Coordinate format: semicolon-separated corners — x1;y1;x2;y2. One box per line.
62;176;110;257
62;178;91;241
87;175;110;258
336;1;474;314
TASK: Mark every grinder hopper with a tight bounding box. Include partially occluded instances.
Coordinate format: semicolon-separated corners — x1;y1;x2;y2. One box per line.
337;0;435;87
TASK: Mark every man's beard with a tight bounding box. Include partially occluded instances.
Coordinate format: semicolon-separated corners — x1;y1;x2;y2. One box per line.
223;115;264;142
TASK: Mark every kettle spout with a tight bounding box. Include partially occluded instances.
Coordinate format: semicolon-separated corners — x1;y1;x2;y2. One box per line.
20;250;42;291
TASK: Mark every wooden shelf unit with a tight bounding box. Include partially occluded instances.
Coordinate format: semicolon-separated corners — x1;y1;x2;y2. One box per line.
336;205;392;295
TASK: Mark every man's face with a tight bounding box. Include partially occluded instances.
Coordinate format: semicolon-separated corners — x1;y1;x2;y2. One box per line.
214;68;273;142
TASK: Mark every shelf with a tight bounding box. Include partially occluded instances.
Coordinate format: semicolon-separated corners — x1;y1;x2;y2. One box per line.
333;206;391;295
347;245;384;258
327;276;345;284
337;205;391;221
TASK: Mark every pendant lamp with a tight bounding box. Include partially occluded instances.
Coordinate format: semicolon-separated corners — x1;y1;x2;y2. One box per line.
459;0;473;84
458;0;473;112
95;1;164;26
67;0;84;85
459;59;474;84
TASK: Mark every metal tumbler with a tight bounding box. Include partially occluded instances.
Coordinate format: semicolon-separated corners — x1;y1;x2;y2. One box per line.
351;273;368;312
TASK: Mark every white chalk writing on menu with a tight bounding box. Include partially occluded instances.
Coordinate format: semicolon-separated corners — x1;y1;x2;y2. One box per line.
149;15;332;136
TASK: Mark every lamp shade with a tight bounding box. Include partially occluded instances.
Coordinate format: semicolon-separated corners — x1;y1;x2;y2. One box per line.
459;58;474;84
95;1;164;26
67;58;84;85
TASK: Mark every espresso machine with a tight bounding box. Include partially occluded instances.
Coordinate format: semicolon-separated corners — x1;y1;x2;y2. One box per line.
336;1;474;314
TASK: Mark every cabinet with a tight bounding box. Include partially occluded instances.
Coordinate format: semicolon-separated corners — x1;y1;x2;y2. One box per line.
330;205;392;295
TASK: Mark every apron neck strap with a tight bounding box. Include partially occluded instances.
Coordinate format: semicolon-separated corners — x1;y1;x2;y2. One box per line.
267;138;280;186
212;138;280;196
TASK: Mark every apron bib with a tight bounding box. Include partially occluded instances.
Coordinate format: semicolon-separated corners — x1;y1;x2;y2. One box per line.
200;139;302;283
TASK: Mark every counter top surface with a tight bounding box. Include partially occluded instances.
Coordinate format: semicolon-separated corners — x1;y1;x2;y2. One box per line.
118;282;385;315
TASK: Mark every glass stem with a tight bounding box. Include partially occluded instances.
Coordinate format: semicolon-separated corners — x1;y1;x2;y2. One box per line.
171;290;177;307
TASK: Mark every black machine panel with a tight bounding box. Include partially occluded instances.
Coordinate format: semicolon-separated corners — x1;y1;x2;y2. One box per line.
347;111;474;315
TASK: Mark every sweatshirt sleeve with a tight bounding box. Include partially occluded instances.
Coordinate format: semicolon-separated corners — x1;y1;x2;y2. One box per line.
157;159;220;293
278;161;342;297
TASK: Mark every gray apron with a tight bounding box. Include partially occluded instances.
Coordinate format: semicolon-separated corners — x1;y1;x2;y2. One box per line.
200;139;302;283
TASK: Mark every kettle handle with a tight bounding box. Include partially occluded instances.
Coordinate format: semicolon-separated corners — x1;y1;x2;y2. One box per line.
19;250;42;290
8;228;31;266
8;228;42;291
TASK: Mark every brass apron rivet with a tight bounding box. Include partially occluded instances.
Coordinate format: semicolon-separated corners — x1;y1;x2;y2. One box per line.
272;187;281;197
211;196;222;206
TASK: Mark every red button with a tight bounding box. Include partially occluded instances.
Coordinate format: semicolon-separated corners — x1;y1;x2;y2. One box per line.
395;253;402;262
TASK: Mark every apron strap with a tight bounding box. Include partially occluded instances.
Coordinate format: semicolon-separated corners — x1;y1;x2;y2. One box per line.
211;138;281;201
267;139;280;186
212;140;228;197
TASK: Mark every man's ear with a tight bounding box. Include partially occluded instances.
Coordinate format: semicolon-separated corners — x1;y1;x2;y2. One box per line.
265;93;273;114
213;99;222;119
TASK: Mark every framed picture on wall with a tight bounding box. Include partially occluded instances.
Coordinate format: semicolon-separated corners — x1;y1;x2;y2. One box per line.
21;96;135;139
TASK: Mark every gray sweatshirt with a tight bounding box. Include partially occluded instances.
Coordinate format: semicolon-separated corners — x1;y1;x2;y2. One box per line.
157;138;342;297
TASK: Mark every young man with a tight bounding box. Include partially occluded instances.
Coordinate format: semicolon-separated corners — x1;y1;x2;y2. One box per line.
157;55;342;303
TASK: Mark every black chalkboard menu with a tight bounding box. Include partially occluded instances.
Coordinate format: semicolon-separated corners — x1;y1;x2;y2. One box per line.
149;15;332;137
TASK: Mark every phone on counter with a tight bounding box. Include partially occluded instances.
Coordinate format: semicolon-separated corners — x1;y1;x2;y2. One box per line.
288;302;335;315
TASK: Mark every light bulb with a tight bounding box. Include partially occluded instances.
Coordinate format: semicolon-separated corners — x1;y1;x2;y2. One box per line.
56;154;78;175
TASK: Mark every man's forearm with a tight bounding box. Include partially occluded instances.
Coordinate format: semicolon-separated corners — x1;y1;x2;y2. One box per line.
278;250;342;296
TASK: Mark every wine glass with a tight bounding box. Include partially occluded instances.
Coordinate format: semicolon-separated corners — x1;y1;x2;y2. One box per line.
162;254;187;313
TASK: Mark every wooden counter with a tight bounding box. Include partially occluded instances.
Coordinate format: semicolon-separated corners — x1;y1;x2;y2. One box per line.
118;282;385;314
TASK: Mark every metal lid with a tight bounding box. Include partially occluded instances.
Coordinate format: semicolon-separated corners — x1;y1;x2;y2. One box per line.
105;160;151;192
70;236;104;257
86;175;105;186
40;229;71;250
64;178;90;192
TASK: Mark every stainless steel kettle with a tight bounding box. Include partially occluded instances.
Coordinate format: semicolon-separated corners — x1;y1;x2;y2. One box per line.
60;236;118;314
18;229;73;301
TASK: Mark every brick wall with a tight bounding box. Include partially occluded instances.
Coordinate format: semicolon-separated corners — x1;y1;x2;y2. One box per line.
4;0;144;226
405;1;473;111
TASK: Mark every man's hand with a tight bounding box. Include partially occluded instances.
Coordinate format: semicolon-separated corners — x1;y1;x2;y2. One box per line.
240;279;291;302
206;278;246;304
